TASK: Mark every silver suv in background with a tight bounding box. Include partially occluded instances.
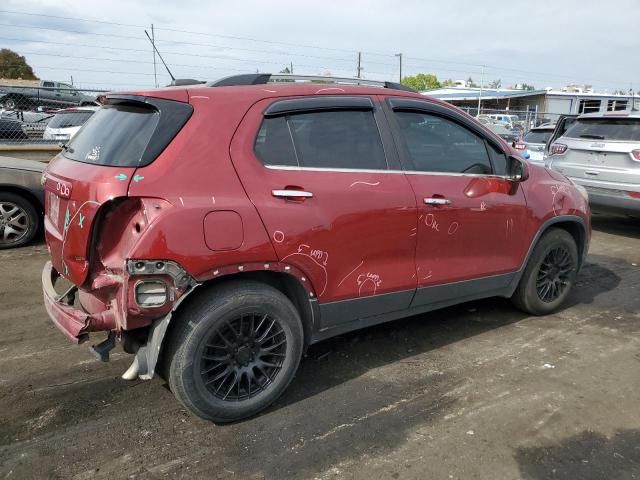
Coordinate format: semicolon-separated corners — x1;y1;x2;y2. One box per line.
547;112;640;216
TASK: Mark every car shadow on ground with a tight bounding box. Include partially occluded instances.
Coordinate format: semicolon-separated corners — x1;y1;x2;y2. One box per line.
268;254;621;414
514;429;640;479
591;213;640;239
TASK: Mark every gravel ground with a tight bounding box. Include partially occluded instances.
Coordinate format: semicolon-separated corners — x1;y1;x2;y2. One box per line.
0;214;639;480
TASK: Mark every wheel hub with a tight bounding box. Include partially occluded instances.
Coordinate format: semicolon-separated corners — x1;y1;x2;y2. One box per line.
199;313;288;401
536;246;573;303
235;344;253;366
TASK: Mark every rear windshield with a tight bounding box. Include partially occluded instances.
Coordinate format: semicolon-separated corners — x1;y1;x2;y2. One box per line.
523;129;553;144
63;105;159;166
564;118;640;141
48;111;94;129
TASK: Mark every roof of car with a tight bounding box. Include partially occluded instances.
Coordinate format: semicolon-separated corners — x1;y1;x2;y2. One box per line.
578;110;640;120
0;155;45;172
126;82;428;99
531;125;556;131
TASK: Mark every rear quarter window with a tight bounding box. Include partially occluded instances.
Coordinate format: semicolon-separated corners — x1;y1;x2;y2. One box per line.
63;105;159;166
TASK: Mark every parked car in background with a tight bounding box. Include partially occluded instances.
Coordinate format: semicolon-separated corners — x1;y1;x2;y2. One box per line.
547;112;640;216
0;80;97;111
1;110;56;141
485;114;521;130
41;73;590;423
0;156;44;248
43;107;98;142
487;122;519;144
515;125;556;165
0;115;28;141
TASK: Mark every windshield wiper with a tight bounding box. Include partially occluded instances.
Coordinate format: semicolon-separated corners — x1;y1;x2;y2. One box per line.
579;134;605;140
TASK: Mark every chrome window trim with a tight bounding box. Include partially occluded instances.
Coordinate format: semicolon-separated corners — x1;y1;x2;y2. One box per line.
264;164;513;179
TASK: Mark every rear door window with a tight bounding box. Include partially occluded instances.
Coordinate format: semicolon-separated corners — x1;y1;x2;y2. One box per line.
255;110;387;170
564;118;640;141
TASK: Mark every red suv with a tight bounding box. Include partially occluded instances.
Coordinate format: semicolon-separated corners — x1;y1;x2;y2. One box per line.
42;74;591;422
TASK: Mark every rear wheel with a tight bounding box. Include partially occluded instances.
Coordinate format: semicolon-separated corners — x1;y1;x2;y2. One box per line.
165;280;304;423
512;229;578;315
0;193;39;249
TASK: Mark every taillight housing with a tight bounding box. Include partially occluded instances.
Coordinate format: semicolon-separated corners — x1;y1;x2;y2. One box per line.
629;191;640;199
550;143;568;155
514;143;527;150
631;150;640;162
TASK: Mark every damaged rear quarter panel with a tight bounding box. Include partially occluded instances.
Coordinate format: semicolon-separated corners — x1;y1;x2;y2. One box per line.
125;90;278;282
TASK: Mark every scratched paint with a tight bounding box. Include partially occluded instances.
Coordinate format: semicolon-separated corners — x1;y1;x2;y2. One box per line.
273;231;285;244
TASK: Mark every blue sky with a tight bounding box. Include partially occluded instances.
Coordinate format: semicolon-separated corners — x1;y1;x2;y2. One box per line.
1;0;638;93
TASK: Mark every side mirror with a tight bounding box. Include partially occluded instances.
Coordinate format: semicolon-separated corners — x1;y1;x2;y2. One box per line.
508;155;529;182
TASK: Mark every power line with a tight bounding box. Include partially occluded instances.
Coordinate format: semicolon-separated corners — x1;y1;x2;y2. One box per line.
0;9;389;57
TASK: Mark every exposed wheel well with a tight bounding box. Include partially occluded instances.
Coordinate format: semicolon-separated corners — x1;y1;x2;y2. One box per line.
544;221;586;266
184;271;314;347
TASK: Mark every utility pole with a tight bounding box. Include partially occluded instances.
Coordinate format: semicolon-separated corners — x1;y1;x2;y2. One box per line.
477;64;485;116
151;23;158;88
290;61;293;74
357;52;362;79
70;75;74;86
395;53;403;83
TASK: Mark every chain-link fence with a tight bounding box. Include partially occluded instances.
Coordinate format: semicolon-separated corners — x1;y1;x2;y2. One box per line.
0;84;106;144
457;107;564;132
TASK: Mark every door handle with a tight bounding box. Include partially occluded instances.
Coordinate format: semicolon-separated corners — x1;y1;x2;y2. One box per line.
424;198;451;205
272;189;313;199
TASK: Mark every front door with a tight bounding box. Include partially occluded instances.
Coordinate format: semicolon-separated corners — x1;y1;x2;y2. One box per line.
384;98;529;307
230;96;418;328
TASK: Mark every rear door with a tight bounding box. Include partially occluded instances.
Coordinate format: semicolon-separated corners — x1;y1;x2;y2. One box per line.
383;97;529;307
230;96;418;328
549;116;640;188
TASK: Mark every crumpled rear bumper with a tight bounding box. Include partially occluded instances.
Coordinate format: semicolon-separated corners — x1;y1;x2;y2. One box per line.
42;261;116;344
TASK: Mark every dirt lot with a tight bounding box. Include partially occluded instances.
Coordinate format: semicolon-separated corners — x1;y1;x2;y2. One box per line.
1;215;639;480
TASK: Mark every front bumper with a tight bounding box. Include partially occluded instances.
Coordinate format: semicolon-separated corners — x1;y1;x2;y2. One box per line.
42;261;116;344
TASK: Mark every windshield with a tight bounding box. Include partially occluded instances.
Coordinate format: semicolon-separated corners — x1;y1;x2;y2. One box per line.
564;118;640;141
48;111;94;129
63;105;159;167
523;130;553;144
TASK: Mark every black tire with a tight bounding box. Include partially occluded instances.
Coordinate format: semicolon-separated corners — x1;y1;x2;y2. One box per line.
512;228;579;315
165;280;304;423
0;192;40;249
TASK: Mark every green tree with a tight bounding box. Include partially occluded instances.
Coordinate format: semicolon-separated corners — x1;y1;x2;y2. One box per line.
0;49;38;80
401;73;441;91
279;67;291;74
520;83;535;91
466;77;479;88
441;78;456;87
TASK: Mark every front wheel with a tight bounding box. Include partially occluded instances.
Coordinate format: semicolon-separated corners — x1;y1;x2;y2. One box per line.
512;228;579;315
165;280;304;423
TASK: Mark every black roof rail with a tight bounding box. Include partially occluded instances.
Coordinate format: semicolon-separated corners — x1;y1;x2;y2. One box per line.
207;73;272;87
193;73;419;93
383;81;416;93
169;79;206;86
